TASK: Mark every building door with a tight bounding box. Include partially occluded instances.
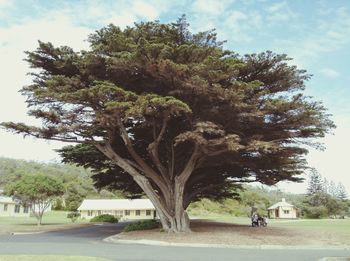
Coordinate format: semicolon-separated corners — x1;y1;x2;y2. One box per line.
275;209;279;218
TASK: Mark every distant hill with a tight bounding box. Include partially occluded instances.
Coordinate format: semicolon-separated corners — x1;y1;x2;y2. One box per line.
0;157;124;210
0;157;91;186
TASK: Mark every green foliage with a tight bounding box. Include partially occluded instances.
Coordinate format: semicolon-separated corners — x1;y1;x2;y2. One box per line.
239;189;270;216
307;169;324;195
302;171;349;218
301;192;349;218
5;173;65;225
0;157;127;211
123;220;159;232
5;173;64;202
90;214;119;223
67;211;81;223
188;185;316;218
303;206;329;218
336;183;348;201
188;198;247;217
52;198;65;210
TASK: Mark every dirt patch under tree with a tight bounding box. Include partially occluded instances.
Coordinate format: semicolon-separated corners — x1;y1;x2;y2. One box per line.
114;220;350;246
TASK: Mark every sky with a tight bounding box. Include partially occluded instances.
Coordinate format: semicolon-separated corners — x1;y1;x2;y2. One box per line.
0;0;349;195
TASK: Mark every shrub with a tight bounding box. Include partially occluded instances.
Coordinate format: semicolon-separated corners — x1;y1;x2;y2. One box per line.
90;214;119;223
123;220;159;232
67;211;81;223
53;198;64;210
66;201;81;211
303;206;328;218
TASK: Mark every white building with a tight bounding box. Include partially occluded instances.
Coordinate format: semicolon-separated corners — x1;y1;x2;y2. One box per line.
78;199;156;221
0;196;30;217
0;189;52;217
268;198;298;219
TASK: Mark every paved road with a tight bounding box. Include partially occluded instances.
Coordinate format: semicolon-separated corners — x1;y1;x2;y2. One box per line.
0;223;349;261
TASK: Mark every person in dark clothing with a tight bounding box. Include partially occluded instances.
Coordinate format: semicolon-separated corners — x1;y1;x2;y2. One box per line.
251;214;259;227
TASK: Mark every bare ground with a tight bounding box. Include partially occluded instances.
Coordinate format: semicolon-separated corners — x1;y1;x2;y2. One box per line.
114;220;350;246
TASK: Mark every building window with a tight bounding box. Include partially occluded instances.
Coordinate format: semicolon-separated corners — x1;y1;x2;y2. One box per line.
136;210;141;216
146;210;151;216
284;210;290;214
125;210;130;216
4;204;8;211
88;210;92;216
14;205;20;213
98;210;101;215
23;206;29;213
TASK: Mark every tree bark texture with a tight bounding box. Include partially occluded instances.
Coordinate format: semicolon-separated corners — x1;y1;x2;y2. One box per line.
95;142;199;233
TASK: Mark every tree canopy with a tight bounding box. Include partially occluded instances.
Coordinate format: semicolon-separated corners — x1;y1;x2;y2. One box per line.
307;169;324;195
5;173;64;225
1;16;335;232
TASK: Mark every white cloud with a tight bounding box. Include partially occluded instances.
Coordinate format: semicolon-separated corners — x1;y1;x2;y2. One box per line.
275;7;350;68
102;1;162;26
0;0;12;17
104;12;137;28
224;10;253;42
0;0;8;5
132;1;159;20
221;9;267;43
306;125;350;195
249;10;263;29
0;14;92;162
192;0;234;15
267;1;287;13
277;118;350;195
0;132;65;162
320;68;341;78
266;1;296;23
227;10;247;27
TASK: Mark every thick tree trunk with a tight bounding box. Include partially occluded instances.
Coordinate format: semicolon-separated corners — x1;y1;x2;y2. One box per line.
154;200;190;233
96;142;195;233
173;176;191;232
134;175;190;233
37;215;42;226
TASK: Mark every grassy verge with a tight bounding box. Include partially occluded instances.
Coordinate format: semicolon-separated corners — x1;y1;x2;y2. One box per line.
0;211;89;234
195;214;350;240
0;256;111;261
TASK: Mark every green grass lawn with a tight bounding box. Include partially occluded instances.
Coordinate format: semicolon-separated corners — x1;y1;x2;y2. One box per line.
0;256;111;261
0;211;89;234
194;213;350;241
270;218;350;236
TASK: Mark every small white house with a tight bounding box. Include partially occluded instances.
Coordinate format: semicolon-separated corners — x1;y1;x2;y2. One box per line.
0;196;30;217
0;189;52;218
78;199;156;221
268;198;297;219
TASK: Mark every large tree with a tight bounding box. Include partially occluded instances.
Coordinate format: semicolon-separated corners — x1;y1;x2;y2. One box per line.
307;169;324;195
1;17;334;232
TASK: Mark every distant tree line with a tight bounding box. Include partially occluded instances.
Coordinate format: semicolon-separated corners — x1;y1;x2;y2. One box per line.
302;169;349;218
1;157;348;219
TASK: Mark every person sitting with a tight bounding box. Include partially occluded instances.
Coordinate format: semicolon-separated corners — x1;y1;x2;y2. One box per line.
251;214;259;227
263;216;268;227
